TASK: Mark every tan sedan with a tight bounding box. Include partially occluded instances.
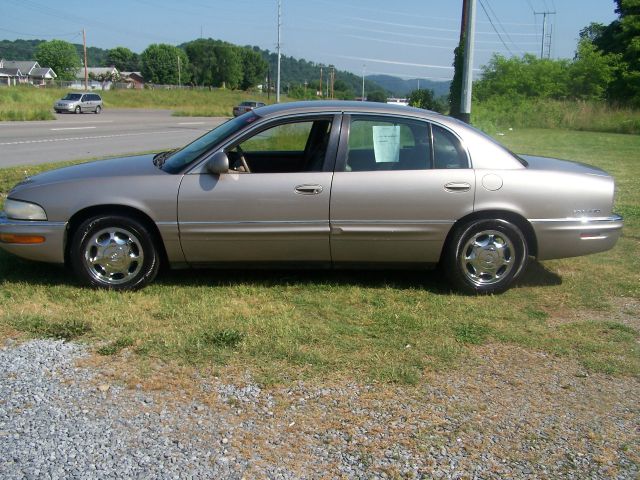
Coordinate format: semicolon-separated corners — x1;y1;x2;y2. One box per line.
0;101;623;293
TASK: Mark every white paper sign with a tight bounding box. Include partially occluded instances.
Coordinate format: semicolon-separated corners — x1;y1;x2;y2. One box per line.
372;125;400;163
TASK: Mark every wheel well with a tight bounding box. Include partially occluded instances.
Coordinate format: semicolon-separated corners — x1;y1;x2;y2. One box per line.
65;205;169;268
442;210;538;259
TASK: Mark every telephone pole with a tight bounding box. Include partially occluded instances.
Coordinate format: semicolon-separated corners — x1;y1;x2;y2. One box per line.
534;11;556;59
276;0;282;102
82;28;88;91
361;64;366;101
460;0;476;124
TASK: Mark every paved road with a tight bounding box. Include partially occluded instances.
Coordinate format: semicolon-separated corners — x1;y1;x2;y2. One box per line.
0;109;227;167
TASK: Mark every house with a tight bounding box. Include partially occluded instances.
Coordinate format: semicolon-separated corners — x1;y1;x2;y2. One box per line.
120;71;144;89
73;66;119;90
0;59;57;86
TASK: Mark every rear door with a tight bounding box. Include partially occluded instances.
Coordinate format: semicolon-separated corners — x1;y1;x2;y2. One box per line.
329;115;475;264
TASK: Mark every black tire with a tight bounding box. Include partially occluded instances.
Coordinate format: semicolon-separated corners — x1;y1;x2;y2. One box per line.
95;105;102;114
70;215;159;290
75;105;81;114
444;218;528;294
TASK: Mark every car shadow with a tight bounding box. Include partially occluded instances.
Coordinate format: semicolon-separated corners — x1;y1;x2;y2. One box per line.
513;260;563;288
0;252;562;293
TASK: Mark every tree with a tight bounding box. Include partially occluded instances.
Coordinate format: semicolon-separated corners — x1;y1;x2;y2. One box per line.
579;0;640;105
107;47;139;71
449;43;464;118
141;44;189;85
408;88;445;112
184;39;218;86
240;48;268;90
367;90;387;102
568;39;621;100
35;39;81;80
89;70;120;89
211;44;242;89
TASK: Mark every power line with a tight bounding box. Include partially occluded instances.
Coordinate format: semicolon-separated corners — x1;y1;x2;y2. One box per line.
0;26;80;39
478;0;515;56
483;0;525;54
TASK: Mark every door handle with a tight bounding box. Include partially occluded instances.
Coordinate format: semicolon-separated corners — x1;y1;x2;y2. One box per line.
444;182;471;193
295;184;323;195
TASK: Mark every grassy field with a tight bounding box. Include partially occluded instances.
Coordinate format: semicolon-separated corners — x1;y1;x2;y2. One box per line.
0;86;274;120
473;98;640;135
0;128;638;385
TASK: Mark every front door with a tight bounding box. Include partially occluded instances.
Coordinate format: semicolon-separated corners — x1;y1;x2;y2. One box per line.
178;115;339;265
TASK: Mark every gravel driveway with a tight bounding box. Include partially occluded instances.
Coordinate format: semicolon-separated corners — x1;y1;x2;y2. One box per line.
1;339;638;479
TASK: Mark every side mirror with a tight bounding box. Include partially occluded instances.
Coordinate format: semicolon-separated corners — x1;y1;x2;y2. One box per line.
206;151;229;175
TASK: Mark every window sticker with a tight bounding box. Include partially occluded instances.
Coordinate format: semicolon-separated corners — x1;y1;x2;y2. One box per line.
372;125;400;163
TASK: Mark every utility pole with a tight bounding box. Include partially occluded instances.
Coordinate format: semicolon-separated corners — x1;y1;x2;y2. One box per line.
460;0;476;124
276;0;282;103
82;28;88;91
177;55;181;87
534;11;556;59
361;64;365;100
319;67;323;97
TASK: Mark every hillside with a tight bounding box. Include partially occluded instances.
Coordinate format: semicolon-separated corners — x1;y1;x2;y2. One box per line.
0;39;108;67
367;75;451;98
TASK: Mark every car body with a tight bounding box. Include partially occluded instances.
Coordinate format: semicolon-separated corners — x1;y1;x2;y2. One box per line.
0;101;623;293
232;100;266;117
54;92;103;114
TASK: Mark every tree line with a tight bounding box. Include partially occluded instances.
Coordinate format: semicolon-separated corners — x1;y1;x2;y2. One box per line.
465;0;639;108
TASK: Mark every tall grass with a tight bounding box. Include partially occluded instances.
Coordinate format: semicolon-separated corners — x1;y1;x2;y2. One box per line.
474;97;640;135
0;85;274;120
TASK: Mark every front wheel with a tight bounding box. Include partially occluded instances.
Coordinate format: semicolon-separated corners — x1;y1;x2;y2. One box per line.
70;215;159;290
95;105;102;114
444;219;528;294
75;106;81;114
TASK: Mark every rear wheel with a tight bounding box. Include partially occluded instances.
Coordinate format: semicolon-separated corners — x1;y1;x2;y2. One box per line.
70;215;159;290
75;106;81;114
444;219;528;294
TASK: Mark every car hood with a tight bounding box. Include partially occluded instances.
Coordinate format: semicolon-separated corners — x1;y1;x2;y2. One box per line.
521;155;609;177
9;154;165;195
56;100;77;105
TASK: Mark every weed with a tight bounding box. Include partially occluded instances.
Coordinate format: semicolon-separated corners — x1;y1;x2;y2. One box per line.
12;315;91;340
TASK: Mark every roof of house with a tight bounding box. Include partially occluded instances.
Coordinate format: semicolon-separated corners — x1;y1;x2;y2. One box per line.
2;60;39;74
0;67;22;77
31;67;57;78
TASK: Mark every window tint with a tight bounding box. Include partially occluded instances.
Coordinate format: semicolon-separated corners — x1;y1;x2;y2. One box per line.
228;119;332;173
345;117;431;172
241;122;313;152
432;125;469;169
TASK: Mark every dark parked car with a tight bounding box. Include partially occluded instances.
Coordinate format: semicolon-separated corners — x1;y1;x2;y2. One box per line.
0;101;623;293
233;100;266;117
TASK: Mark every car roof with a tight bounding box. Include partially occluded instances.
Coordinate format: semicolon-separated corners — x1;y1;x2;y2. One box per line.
253;100;459;126
254;100;442;117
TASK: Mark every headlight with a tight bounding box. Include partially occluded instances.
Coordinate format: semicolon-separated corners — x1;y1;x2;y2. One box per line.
3;198;47;220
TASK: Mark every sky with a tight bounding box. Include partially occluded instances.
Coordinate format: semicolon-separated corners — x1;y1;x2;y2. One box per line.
1;0;618;81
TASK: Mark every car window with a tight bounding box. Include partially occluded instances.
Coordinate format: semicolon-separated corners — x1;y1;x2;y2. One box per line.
345;117;431;172
162;112;259;173
432;124;469;169
228;119;332;173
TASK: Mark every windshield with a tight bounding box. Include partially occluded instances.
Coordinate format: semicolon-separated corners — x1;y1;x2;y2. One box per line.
162;112;259;173
63;94;82;101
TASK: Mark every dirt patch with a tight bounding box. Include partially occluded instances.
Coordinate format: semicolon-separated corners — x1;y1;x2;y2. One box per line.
548;296;640;331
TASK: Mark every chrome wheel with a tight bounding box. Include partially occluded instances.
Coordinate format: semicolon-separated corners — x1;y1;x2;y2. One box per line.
82;227;144;285
459;229;515;286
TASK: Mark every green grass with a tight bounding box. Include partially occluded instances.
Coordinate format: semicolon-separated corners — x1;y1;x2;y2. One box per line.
0;85;276;120
473;97;640;135
0;128;638;384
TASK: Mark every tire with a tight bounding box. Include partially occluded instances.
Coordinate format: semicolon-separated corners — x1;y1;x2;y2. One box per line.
75;106;81;114
444;219;528;294
95;105;102;114
70;215;159;290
